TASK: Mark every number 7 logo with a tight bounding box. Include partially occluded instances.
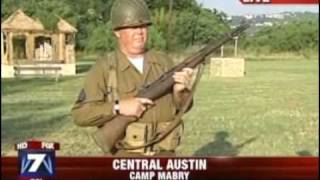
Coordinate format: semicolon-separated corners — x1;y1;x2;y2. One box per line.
21;153;53;175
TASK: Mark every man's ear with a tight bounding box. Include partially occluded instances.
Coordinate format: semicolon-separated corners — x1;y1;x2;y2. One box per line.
114;31;120;38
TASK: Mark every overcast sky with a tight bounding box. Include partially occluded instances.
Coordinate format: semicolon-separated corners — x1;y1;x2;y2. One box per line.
196;0;319;15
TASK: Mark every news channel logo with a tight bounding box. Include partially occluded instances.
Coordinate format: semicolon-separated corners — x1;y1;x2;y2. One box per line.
15;140;60;178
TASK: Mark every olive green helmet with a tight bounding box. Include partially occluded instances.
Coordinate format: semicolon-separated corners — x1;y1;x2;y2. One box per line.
110;0;152;30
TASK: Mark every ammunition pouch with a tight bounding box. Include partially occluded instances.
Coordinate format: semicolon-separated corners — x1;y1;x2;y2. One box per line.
122;122;154;154
122;121;183;154
156;122;183;151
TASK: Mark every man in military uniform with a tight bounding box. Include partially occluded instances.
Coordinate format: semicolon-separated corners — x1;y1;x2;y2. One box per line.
71;0;193;156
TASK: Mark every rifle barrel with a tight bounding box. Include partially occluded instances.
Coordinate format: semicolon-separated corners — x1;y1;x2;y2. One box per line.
137;23;250;100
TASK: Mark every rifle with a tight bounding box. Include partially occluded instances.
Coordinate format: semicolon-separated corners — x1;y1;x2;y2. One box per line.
93;23;251;153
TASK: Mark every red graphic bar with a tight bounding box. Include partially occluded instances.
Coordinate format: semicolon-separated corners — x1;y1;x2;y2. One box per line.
272;0;319;3
2;157;318;180
240;0;319;4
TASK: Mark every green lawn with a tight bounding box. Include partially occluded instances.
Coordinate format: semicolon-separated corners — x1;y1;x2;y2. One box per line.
1;59;318;156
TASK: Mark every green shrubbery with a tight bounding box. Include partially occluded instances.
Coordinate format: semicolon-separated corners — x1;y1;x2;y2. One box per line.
242;20;319;54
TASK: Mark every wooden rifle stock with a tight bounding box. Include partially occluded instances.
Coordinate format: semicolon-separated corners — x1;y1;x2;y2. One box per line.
93;23;250;153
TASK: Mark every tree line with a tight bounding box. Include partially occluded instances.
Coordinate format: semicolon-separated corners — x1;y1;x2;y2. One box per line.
242;19;319;54
1;0;229;53
1;0;318;54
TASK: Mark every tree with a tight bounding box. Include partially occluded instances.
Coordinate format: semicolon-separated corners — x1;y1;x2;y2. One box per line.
173;8;230;48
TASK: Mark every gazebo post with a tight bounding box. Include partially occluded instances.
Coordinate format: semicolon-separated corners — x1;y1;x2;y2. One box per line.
1;31;4;64
59;33;65;62
8;32;13;65
26;32;35;61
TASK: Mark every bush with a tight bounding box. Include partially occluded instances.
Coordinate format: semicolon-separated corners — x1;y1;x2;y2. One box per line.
147;26;166;50
242;20;319;53
85;22;116;53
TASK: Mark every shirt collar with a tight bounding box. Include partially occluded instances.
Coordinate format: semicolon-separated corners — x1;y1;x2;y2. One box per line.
116;49;131;72
116;49;162;72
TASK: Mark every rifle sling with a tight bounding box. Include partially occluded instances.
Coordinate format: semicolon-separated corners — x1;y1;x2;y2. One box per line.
115;63;205;150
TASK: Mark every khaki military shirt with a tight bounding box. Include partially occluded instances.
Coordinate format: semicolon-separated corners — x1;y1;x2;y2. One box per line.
71;49;178;127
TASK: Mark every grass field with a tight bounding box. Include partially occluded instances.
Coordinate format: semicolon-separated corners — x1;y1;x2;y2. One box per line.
1;59;318;156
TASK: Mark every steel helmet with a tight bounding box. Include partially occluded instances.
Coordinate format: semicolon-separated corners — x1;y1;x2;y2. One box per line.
110;0;152;30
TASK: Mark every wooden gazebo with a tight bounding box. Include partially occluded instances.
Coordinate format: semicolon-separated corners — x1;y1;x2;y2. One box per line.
1;9;77;77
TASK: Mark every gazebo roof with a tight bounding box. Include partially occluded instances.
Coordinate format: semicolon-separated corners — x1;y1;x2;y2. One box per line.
57;19;77;33
1;9;45;31
1;9;77;33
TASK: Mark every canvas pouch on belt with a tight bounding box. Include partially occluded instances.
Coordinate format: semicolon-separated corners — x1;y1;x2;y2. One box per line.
123;122;153;153
156;122;183;151
123;121;183;153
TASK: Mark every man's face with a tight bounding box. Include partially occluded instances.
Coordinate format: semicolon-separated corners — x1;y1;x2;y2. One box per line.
114;25;148;57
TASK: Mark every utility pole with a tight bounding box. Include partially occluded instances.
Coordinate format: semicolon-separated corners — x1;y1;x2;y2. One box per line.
234;36;238;57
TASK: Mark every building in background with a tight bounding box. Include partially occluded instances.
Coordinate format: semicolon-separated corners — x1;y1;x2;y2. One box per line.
1;9;77;78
